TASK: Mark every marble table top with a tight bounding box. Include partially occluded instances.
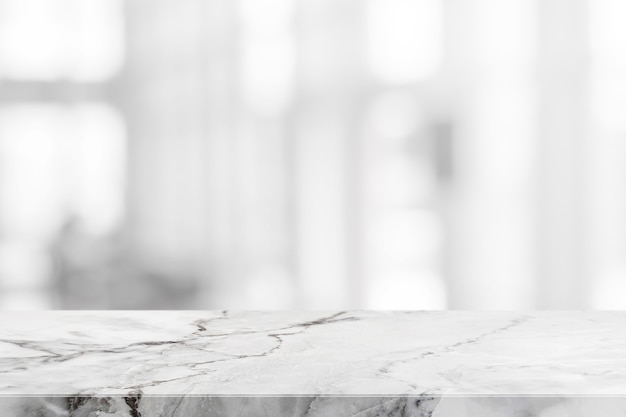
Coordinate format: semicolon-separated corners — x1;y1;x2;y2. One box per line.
1;310;625;396
2;311;626;416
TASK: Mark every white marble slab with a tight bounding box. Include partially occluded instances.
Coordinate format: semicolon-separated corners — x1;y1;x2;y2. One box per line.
2;311;626;416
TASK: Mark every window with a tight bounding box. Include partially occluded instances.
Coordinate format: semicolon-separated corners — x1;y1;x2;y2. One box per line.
0;0;126;308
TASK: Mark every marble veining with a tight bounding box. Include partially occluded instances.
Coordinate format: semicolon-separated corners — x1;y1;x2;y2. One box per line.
2;311;626;416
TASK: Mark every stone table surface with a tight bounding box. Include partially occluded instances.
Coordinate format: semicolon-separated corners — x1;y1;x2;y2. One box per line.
2;310;626;416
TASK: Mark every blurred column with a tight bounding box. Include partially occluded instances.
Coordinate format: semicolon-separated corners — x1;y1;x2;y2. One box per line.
291;0;367;308
534;0;591;308
225;0;296;307
444;0;538;308
124;0;297;308
586;0;626;308
123;0;217;306
360;0;447;309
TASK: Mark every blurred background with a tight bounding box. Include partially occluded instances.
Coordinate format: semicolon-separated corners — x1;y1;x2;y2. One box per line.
0;0;625;310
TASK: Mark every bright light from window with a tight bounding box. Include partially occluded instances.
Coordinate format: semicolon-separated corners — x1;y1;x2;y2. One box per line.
239;0;295;116
588;0;626;309
368;91;423;143
367;269;446;309
368;209;443;265
0;103;126;237
0;0;124;81
0;103;125;301
590;0;626;71
240;38;295;116
367;0;443;84
71;104;126;235
472;0;536;74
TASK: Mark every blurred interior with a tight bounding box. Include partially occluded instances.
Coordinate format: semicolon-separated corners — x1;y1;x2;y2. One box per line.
0;0;625;310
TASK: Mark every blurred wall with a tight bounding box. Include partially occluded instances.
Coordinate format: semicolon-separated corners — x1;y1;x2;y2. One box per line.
0;0;626;309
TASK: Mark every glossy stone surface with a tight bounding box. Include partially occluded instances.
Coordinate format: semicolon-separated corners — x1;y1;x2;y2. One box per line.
1;311;626;416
